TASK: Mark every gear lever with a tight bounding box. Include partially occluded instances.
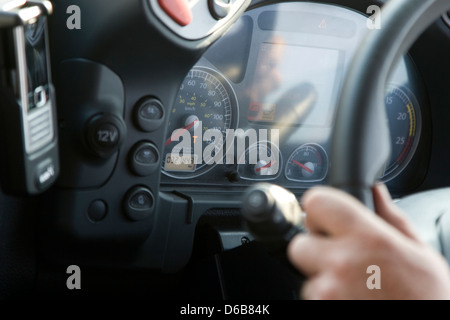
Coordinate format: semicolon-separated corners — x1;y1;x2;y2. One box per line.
241;183;304;244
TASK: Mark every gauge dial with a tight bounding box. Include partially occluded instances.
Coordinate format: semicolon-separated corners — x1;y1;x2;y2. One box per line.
237;141;282;181
382;85;421;181
162;67;237;179
285;143;328;182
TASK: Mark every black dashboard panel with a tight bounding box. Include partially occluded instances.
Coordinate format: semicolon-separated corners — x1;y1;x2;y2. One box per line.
160;2;430;197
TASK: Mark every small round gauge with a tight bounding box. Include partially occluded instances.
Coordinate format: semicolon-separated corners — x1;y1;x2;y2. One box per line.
381;85;421;181
237;141;282;181
162;67;237;179
285;143;328;182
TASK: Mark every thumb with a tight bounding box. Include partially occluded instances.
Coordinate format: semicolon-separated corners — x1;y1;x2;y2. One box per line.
372;183;420;241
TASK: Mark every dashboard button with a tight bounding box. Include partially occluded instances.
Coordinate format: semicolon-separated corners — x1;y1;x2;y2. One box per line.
130;142;160;176
130;192;152;210
139;101;163;120
124;187;155;221
158;0;193;26
88;200;108;222
134;97;165;132
135;147;156;164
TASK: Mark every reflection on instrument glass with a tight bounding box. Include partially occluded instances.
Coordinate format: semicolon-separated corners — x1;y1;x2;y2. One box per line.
162;67;237;179
248;82;317;126
285;143;328;182
248;41;340;127
381;85;421;181
237;141;282;181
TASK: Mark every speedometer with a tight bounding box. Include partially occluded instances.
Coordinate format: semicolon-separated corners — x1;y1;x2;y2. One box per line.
162;67;238;179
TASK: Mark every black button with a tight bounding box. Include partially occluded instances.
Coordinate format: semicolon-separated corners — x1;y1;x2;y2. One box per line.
135;146;157;164
88;200;108;222
134;98;165;132
129;142;160;176
139;100;163;120
124;187;155;221
130;192;153;210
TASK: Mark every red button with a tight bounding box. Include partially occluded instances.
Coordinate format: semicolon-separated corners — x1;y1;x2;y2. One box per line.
158;0;193;26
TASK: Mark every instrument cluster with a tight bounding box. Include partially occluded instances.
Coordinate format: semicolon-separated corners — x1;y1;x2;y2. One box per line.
160;2;428;193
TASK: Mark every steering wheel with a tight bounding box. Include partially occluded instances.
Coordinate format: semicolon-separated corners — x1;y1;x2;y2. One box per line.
329;0;450;210
242;0;450;249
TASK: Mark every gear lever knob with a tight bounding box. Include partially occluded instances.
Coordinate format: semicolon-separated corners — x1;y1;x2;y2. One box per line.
241;183;304;243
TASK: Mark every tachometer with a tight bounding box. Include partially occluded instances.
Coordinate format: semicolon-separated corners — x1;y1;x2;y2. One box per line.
162;67;237;179
382;85;421;181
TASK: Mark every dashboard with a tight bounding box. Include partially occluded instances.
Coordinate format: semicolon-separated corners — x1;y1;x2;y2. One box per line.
1;0;449;299
160;2;430;196
36;0;443;275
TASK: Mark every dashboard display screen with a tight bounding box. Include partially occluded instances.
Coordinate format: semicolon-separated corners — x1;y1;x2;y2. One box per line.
248;43;340;127
164;153;196;172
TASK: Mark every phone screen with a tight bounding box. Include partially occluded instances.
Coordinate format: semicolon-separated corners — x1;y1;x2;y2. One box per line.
24;15;50;111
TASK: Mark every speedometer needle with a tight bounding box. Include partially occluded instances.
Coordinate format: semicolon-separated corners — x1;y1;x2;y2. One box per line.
165;119;198;146
292;159;313;174
256;160;277;172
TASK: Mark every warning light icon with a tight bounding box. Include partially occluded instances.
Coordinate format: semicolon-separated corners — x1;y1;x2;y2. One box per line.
318;18;327;29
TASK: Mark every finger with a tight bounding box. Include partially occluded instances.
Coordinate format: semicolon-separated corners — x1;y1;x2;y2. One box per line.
301;186;375;237
300;274;340;300
287;233;332;277
372;183;420;240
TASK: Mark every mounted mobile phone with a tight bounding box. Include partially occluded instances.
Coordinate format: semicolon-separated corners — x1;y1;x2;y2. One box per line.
0;0;59;195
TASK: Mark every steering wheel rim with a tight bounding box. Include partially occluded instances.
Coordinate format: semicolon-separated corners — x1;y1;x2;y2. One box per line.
329;0;450;209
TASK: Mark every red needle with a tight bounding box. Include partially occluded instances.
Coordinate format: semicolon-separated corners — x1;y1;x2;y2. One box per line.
165;119;198;146
256;160;277;172
292;159;313;174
